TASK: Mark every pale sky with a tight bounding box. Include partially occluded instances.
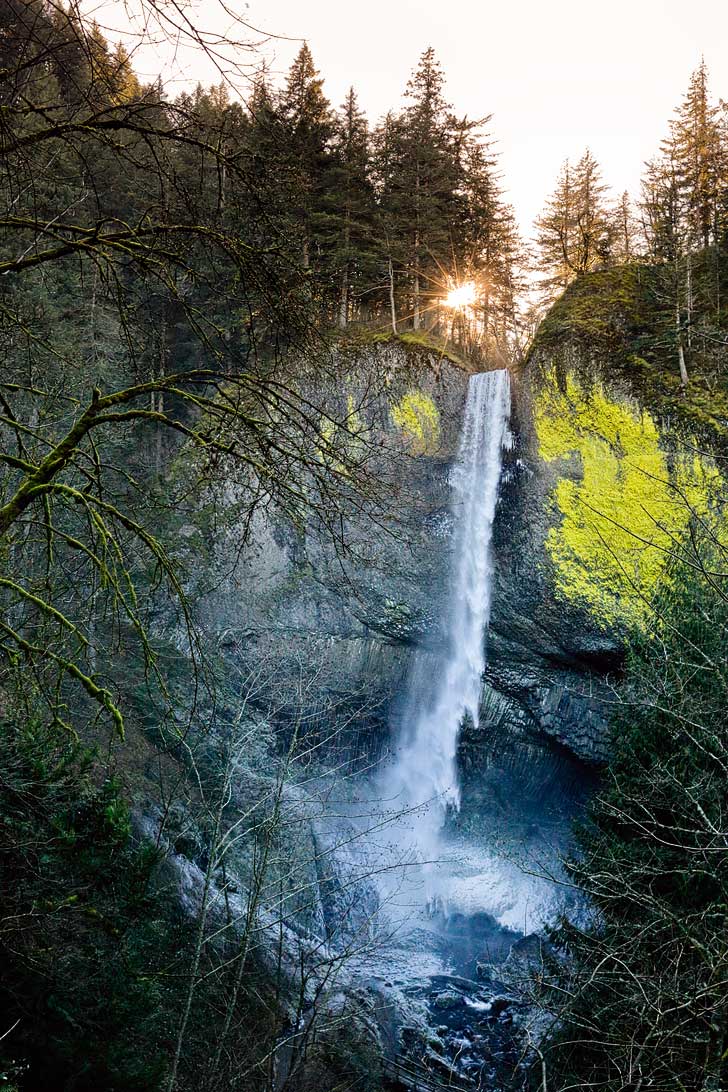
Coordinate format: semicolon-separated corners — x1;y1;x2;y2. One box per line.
89;0;728;237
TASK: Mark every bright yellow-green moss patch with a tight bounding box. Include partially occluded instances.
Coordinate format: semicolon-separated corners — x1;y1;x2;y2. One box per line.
316;393;366;474
345;393;364;436
536;369;721;628
391;390;441;454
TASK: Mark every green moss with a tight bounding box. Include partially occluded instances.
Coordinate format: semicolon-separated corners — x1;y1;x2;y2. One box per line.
536;368;722;629
346;392;363;435
337;327;470;370
529;255;728;443
390;390;441;454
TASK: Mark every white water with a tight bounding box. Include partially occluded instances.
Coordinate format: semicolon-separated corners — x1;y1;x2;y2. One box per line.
379;369;512;868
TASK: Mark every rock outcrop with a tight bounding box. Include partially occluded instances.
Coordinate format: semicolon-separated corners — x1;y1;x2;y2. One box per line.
183;317;723;801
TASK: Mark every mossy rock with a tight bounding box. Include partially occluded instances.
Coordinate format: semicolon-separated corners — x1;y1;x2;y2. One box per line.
534;367;724;630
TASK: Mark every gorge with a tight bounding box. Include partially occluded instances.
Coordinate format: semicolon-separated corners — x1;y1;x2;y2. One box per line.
3;7;728;1091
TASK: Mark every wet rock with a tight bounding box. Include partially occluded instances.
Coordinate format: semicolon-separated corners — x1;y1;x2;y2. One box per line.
432;989;465;1011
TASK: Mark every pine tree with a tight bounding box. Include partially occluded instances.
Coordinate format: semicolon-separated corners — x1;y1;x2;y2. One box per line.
456;133;523;352
403;48;461;328
611;190;639;262
573;149;613;271
278;43;334;273
670;60;722;249
640;146;684;262
327;88;378;327
376;49;460;329
371;111;407;331
535;150;612;298
534;158;576;296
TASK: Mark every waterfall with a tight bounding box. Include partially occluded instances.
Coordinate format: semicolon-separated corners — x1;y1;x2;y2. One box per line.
381;369;512;854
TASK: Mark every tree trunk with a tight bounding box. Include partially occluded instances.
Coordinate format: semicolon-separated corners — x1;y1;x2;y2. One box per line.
676;296;689;388
388;257;397;334
413;268;421;330
155;390;164;474
413;166;421;330
412;223;421;331
338;215;350;329
338;264;349;329
686;251;693;350
153;312;167;476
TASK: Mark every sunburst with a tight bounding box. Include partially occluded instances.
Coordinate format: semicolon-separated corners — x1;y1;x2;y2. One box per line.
444;281;477;309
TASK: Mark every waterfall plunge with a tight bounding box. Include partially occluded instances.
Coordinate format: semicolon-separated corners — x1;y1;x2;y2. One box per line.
380;369;512;869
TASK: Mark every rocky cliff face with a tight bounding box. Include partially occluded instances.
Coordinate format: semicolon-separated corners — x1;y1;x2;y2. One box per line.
485;272;723;771
191;336;475;759
179;315;722;834
190;335;626;777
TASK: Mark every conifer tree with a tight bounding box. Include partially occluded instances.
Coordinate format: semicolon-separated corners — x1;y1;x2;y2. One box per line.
670;60;723;249
376;49;460;329
641;145;684;261
278;43;334;273
611;190;639;262
456;134;523;350
371;110;407;332
534;158;576;296
573;149;613;271
535;150;612;297
641;62;726;259
327;88;378;327
404;48;453;328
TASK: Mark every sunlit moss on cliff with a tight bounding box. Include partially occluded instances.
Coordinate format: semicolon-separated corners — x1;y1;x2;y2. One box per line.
391;390;441;454
536;369;721;628
316;393;366;475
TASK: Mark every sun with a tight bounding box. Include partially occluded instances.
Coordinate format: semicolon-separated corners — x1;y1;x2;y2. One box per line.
444;281;477;309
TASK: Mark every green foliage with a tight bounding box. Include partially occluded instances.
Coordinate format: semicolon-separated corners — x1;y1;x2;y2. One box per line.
535;150;614;297
535;545;728;1091
0;717;173;1091
531;265;652;352
530;250;728;439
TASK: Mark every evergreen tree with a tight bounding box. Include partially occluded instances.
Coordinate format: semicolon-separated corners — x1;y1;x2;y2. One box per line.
327;88;378;327
535;150;612;297
670;60;723;249
641;144;685;261
278;43;334;274
404;48;453;328
534;158;577;296
611;190;639;262
456;134;523;352
376;49;460;329
371;110;407;331
641;62;727;259
573;149;613;270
